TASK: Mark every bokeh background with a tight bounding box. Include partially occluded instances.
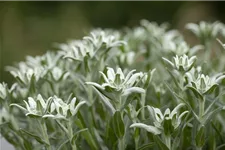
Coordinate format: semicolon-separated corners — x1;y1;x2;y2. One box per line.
0;1;225;149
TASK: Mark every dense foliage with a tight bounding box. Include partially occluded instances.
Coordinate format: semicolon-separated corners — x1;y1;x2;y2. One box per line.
1;20;225;150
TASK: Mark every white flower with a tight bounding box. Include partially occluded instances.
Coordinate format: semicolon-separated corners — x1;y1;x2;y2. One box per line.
140;19;168;37
62;40;95;61
186;73;225;96
83;29;126;49
7;65;45;85
150;103;188;130
130;103;188;135
186;21;223;43
10;94;49;117
43;96;86;120
163;54;197;72
86;67;145;97
50;67;70;82
69;97;86;116
166;41;203;56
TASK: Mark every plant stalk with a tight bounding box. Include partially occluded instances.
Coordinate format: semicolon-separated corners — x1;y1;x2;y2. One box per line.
118;137;125;150
199;97;205;120
38;120;51;150
68;119;77;150
164;135;171;150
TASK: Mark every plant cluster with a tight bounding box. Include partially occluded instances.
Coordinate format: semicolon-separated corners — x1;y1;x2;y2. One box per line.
1;20;225;150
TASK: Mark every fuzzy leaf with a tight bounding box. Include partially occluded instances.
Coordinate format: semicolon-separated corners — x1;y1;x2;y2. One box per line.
203;84;218;95
186;86;203;100
153;135;169;150
195;125;205;148
130;123;161;135
163;118;174;135
71;128;88;144
112;111;125;138
137;142;155;150
122;87;145;96
10;104;27;112
20;128;50;146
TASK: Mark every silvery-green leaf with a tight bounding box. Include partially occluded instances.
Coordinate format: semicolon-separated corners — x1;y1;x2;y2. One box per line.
217;39;225;50
99;71;110;83
153;135;169;150
195;125;205;148
70;101;86;116
186;23;200;36
42;114;56;118
91;86;115;114
123;69;136;84
186;86;203;100
178;111;189;121
164;108;171;117
37;94;46;109
10;104;27;112
144;68;156;88
86;82;105;91
112;111;125;138
162;57;175;68
137;143;155;150
26;113;42;118
71;128;88;144
170;103;185;118
44;97;53;114
28;97;37;110
20;129;50;146
202;107;223;125
130;123;161;135
189;45;204;56
163;118;174;135
126;73;142;86
151;107;163;122
107;67;116;82
203;84;218;95
122;87;145;96
116;68;125;80
215;75;225;83
51;67;63;81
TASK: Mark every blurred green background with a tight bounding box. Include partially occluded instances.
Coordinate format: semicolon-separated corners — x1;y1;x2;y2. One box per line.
1;1;225;84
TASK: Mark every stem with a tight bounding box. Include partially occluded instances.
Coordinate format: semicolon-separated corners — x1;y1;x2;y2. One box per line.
199;97;205;120
164;135;171;150
38;120;51;150
68;119;77;150
87;73;93;105
115;94;122;111
134;129;139;150
118;137;125;150
140;93;146;120
196;147;202;150
3;102;25;149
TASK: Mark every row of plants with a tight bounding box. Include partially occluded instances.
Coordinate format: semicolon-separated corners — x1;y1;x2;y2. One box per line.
1;20;225;150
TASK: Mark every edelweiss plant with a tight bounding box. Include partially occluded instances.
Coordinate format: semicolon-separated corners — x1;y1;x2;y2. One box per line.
130;103;189;149
1;20;225;150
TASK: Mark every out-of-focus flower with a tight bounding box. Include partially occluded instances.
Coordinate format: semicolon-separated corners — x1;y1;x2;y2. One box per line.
50;67;70;82
0;83;7;99
163;54;197;72
186;21;223;43
165;41;203;56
